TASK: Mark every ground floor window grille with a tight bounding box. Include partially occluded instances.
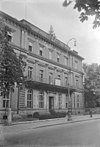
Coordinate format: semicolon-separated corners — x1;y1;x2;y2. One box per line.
3;93;9;108
39;91;44;108
27;89;33;108
58;94;62;109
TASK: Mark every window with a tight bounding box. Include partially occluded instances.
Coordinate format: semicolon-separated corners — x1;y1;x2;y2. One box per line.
77;95;80;108
27;90;33;108
75;60;78;69
57;53;60;62
58;74;61;79
49;72;53;84
7;32;13;42
3;93;9;108
39;70;44;81
64;57;68;66
39;45;44;56
58;94;62;109
39;91;44;108
49;50;52;59
28;42;33;52
28;66;33;79
76;78;79;87
55;75;61;86
65;77;68;86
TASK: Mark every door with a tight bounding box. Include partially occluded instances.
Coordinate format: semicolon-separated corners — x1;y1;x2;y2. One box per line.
49;96;54;110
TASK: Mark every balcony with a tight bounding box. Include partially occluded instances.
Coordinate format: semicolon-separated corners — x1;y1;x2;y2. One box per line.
25;76;83;93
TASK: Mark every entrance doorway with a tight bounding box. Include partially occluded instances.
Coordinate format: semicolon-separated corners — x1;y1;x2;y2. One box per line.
49;96;54;110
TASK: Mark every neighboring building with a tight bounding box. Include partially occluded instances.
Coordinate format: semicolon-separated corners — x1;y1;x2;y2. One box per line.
0;11;84;118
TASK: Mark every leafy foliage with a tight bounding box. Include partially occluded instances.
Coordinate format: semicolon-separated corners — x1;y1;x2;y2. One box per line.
63;0;100;28
84;78;96;108
83;63;100;108
0;18;26;98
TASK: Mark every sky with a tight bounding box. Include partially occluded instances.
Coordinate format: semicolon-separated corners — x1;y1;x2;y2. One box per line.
0;0;100;64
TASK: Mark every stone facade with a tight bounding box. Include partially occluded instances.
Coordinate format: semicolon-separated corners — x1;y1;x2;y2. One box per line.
0;11;84;117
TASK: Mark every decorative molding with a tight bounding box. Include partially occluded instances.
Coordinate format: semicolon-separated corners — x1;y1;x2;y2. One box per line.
1;11;84;60
27;59;35;64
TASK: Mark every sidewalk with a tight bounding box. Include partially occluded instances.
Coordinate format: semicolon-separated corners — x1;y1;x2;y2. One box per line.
1;114;100;136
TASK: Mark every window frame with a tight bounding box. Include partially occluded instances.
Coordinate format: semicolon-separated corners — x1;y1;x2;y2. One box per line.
27;89;33;108
7;31;13;42
39;91;44;108
3;93;10;108
39;70;44;81
75;60;78;69
64;56;68;66
28;42;33;52
49;72;53;84
28;66;33;79
57;53;60;63
49;50;52;59
39;45;44;56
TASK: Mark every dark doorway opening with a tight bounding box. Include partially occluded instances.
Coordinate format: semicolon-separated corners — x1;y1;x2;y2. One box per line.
49;96;54;110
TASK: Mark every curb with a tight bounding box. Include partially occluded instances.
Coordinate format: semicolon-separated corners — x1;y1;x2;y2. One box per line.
3;116;100;127
32;117;100;129
11;117;65;126
2;116;100;136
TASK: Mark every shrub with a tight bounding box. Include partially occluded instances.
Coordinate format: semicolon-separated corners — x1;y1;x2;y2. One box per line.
3;115;7;120
49;110;56;115
33;112;40;118
27;114;33;118
39;111;67;120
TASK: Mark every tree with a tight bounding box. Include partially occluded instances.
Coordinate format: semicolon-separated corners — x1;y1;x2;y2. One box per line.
84;78;96;108
83;63;100;108
0;18;26;108
63;0;100;28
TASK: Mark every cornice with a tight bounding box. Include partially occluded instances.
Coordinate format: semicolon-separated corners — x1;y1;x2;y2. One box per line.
0;11;84;61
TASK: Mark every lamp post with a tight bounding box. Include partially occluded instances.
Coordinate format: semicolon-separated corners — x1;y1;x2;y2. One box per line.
67;70;72;121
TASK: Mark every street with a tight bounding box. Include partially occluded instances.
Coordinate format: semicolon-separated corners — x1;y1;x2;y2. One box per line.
2;119;100;147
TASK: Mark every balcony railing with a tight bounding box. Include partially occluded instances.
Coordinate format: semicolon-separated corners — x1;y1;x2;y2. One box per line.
26;75;83;92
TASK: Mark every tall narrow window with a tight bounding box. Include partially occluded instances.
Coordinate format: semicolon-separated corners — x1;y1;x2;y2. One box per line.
7;31;13;42
28;66;33;79
27;89;33;108
76;77;79;87
3;93;9;108
64;57;68;66
58;74;61;79
39;45;43;56
39;70;43;81
65;77;68;86
57;53;60;62
28;42;33;52
75;60;78;69
39;91;44;108
49;50;52;59
55;74;61;86
58;94;62;109
49;72;53;84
